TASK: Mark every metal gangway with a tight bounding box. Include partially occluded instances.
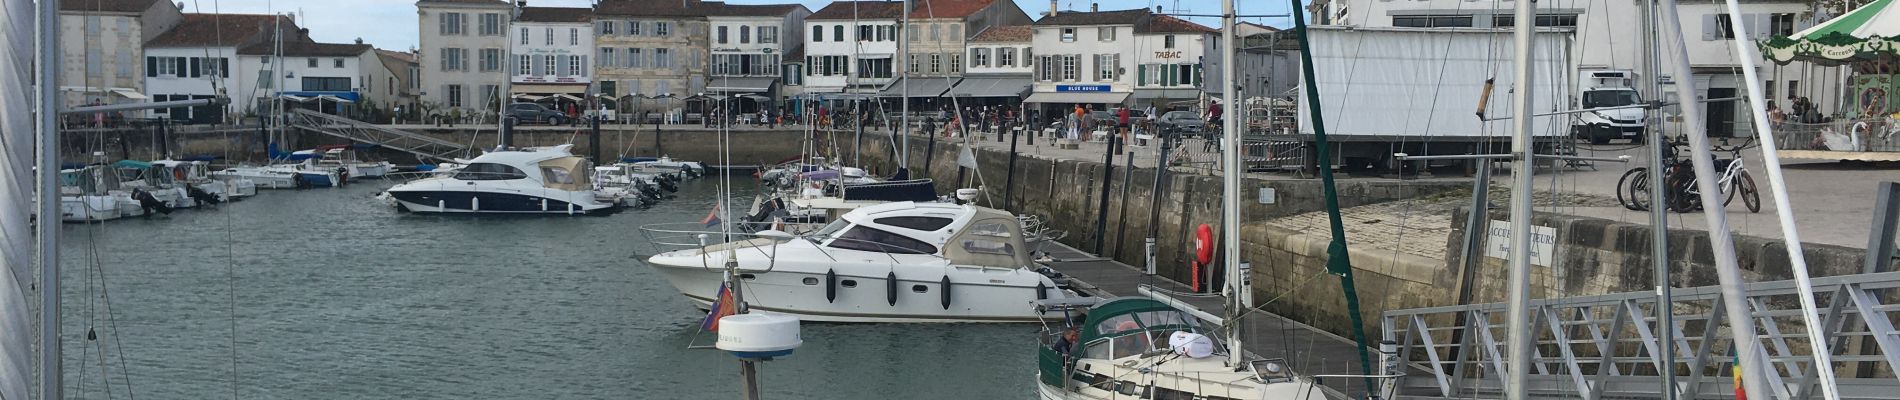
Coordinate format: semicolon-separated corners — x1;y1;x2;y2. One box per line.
285;109;470;162
1382;271;1900;399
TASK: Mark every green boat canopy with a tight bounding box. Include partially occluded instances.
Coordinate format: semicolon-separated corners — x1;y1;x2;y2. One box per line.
1760;0;1900;65
112;160;152;170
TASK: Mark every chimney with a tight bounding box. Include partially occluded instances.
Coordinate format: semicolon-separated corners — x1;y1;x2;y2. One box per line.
1091;3;1098;12
1048;0;1057;16
354;37;365;45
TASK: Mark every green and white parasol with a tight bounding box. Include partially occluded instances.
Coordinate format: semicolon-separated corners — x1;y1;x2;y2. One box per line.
1760;0;1900;65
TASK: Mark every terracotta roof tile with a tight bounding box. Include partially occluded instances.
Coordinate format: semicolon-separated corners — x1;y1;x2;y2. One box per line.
808;1;905;20
147;13;302;48
908;0;995;19
595;0;716;17
1139;15;1215;34
969;25;1032;42
704;3;807;17
517;6;591;23
1033;8;1148;26
416;0;512;6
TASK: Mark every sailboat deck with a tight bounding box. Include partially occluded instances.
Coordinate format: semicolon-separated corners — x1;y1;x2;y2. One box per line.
1037;241;1392;396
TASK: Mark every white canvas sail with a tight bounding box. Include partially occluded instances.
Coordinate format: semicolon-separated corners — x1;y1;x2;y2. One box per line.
0;0;41;398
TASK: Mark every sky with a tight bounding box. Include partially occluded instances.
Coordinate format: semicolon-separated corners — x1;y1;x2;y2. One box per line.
189;0;1297;52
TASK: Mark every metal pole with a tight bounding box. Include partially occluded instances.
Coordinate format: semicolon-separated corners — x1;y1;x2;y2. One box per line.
1656;0;1767;395
1502;0;1538;395
1868;182;1900;274
590;115;602;163
1714;2;1839;396
1004;127;1019;210
36;1;64;400
855;101;864;167
1146;136;1172;276
1113;152;1135;260
1094;132;1115;253
1220;0;1244;368
655;117;663;156
1448;162;1492;365
1640;0;1676;396
898;0;911;172
499;116;514;149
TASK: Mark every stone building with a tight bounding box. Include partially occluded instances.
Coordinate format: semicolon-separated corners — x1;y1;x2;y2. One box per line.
592;0;712;122
59;0;184;110
416;0;513;118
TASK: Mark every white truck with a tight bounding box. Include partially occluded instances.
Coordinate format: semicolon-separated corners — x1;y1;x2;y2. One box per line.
1572;69;1647;144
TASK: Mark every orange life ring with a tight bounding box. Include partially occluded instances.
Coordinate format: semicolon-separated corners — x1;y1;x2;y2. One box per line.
1194;224;1215;265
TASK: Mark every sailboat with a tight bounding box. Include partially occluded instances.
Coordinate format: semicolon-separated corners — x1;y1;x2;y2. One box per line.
1029;1;1363;398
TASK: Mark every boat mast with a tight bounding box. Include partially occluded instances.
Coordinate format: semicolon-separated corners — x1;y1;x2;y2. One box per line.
899;0;910;172
1218;0;1243;368
1637;0;1675;397
1653;0;1768;395
35;0;64;399
1713;0;1840;395
1502;0;1537;396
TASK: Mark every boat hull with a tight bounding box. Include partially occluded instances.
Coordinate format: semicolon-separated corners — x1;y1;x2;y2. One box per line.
387;190;611;214
648;250;1065;323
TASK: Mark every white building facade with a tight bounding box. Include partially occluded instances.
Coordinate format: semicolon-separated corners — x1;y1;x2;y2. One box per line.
1026;8;1212;119
802;2;904;95
236;42;379;118
510;7;593;105
707;3;810;112
59;0;184;110
417;0;513;117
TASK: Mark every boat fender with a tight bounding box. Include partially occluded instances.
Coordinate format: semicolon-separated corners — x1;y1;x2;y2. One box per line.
886;272;899;306
1036;282;1048;300
940;275;952;310
825;269;838;303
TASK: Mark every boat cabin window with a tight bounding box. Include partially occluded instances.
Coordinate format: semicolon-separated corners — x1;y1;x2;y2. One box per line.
826;225;938;255
968;221;1014;238
960;239;1014;256
455;163;528;180
541;166;575;184
873;216;954;231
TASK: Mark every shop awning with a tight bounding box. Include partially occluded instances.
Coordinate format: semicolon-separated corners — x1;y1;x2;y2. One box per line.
513;94;548;101
551;93;585;102
111;89;149;100
878;77;959;98
947;76;1031;98
316;95;355;104
708;77;778;94
1760;0;1900;65
278;95;314;102
1132;89;1202;106
1023;91;1132;104
511;83;588;95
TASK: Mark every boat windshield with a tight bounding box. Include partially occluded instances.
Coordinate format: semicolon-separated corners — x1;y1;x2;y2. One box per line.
1582;90;1641;108
455;163;528;181
1084;310;1203;360
810;219;851;243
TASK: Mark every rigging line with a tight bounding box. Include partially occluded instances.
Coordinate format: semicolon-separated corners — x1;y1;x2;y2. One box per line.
85;225;136;400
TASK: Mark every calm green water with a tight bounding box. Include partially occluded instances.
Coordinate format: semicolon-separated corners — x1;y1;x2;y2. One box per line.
58;178;1035;399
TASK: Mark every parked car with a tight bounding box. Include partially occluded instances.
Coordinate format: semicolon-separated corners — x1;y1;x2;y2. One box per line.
1155;111;1206;135
508;102;569;125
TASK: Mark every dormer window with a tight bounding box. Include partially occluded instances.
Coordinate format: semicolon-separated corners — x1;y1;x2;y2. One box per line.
1061;27;1076;42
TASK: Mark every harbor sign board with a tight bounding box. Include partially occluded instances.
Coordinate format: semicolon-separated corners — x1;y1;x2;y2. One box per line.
1483;220;1557;267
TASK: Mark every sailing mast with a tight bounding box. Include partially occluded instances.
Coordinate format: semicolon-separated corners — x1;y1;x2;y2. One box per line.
899;0;910;173
1219;0;1243;368
35;1;64;399
1637;0;1675;397
1711;0;1842;396
1653;0;1768;396
1502;0;1537;396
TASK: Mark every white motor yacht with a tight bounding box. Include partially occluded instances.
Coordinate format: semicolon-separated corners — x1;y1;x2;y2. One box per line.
212;166;299;189
153;160;254;200
384;144;618;214
645;201;1076;323
58;165;144;222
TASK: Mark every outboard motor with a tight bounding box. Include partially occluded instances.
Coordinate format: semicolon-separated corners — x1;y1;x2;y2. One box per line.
184;184;222;206
132;189;173;216
658;177;679;193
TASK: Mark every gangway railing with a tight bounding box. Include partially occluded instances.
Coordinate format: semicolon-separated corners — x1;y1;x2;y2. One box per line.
1382;271;1900;399
285;109;470;162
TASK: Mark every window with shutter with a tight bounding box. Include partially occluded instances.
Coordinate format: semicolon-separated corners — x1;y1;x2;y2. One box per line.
190;57;201;77
146;57;157;77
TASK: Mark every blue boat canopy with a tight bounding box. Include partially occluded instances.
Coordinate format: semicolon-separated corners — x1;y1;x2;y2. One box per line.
112;160;153;169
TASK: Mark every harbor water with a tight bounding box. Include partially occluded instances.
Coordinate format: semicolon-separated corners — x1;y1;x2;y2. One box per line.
58;177;1034;399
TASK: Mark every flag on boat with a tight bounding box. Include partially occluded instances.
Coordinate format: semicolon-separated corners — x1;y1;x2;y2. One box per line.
701;203;722;228
701;282;738;332
1733;354;1746;400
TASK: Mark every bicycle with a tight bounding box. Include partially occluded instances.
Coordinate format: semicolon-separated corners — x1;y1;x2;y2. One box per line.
1615;137;1761;213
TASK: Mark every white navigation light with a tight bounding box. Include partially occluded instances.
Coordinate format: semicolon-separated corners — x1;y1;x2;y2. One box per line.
716;313;802;360
1169;332;1214;358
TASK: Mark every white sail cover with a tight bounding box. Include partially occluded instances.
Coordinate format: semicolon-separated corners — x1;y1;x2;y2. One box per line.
0;0;39;398
1169;331;1215;358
